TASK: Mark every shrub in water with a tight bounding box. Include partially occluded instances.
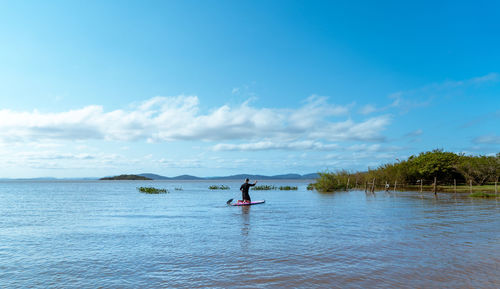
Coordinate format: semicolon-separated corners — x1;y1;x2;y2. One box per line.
313;172;347;192
208;185;230;190
252;185;277;190
137;187;169;194
469;192;497;198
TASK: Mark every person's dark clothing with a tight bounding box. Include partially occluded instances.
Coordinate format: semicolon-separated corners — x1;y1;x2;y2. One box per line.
240;183;255;202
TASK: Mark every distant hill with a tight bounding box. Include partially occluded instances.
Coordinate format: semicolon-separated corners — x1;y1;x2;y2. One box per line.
170;174;204;180
206;173;319;180
138;173;171;180
5;173;319;181
134;173;318;180
100;174;152;180
301;173;319;179
138;173;203;180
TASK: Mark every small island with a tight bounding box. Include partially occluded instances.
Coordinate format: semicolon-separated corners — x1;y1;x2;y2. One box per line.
100;174;153;180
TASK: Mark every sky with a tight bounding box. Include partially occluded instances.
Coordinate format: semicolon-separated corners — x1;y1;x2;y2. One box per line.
0;0;499;178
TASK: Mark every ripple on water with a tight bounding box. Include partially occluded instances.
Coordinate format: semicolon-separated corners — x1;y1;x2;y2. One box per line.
0;182;499;288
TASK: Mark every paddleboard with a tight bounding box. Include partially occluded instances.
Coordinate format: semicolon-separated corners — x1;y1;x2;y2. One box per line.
231;200;265;206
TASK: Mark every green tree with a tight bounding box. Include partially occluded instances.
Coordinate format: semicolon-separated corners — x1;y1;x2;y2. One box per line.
405;150;462;183
455;155;499;185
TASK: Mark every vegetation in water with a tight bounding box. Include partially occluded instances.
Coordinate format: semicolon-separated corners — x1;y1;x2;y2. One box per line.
312;150;499;192
469;192;497;198
313;172;349;192
438;184;497;193
208;185;230;190
252;185;277;190
279;186;298;190
137;187;169;194
307;183;315;190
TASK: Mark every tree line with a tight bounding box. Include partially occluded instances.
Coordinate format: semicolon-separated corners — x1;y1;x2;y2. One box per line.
314;150;499;192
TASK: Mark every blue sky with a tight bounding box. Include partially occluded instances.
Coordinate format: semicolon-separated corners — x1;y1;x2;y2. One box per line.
0;0;498;178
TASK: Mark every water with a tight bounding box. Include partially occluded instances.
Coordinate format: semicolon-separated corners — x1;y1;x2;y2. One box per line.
0;180;499;288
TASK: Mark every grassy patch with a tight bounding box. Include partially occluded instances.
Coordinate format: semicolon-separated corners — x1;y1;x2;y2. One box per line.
307;183;315;190
440;185;498;193
279;186;298;190
137;187;169;194
469;192;497;198
208;185;230;190
252;185;277;190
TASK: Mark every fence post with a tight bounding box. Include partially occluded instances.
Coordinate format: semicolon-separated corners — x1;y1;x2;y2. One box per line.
433;177;437;195
346;178;350;191
371;178;376;193
420;179;423;193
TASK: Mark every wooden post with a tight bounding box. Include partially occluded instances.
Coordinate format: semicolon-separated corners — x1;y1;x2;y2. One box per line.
364;181;368;193
394;181;397;193
420;179;423;193
371;178;376;193
433;177;437;195
346;178;350;191
454;179;456;194
495;177;498;195
469;180;472;194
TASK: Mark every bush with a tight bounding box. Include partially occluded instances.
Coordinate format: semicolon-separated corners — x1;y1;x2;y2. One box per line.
469;192;497;198
252;185;277;190
312;150;499;190
313;172;348;192
279;186;298;190
137;187;169;194
208;185;230;190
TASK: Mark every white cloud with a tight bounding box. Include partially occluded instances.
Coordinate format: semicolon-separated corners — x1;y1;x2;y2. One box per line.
359;104;377;115
16;151;96;160
213;141;404;153
0;95;387;148
0;148;127;171
469;72;499;84
213;141;340;151
310;115;391;142
473;134;500;145
404;129;423;137
387;72;499;113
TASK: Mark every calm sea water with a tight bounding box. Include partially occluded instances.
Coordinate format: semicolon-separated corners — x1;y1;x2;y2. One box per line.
0;180;499;288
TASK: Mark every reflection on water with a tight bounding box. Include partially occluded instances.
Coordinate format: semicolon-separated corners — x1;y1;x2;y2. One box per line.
240;206;251;250
0;180;499;288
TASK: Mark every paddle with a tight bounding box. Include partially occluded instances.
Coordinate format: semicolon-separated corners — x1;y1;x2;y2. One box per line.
226;198;234;205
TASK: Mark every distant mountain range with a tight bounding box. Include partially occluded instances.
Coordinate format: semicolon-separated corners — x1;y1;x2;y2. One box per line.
0;173;319;181
137;173;319;180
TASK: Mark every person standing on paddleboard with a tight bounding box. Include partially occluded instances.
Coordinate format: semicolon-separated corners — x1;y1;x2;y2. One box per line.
240;178;257;203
